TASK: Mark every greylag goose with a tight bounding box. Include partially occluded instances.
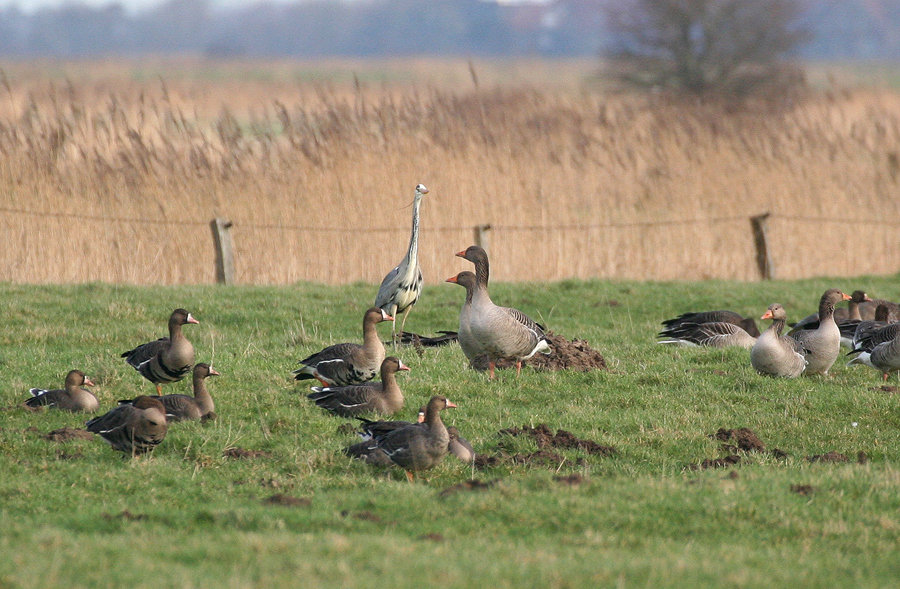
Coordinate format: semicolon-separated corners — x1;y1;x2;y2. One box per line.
375;184;428;345
292;307;393;386
121;308;199;394
307;356;409;418
446;271;484;363
85;395;168;456
660;311;761;338
750;304;807;378
453;246;551;378
447;426;475;463
789;290;871;338
345;406;426;465
657;320;757;349
373;394;456;482
119;363;219;422
791;289;852;375
26;369;98;413
849;305;898;353
847;326;900;381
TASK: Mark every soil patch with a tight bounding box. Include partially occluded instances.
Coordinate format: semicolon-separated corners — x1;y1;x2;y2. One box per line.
470;332;606;373
264;494;311;507
44;427;94;442
498;424;617;457
790;484;816;495
712;428;765;452
439;479;499;497
418;533;445;542
690;455;741;470
806;451;849;463
872;385;897;393
554;473;586;486
224;447;271;459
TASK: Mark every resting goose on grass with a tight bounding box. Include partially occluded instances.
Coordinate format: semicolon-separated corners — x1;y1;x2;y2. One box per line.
292;307;393;386
372;395;456;482
307;356;409;418
86;396;168;456
119;363;219;423
750;304;807;378
26;370;98;413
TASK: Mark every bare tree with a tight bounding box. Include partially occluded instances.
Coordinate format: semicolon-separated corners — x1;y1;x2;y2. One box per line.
604;0;810;96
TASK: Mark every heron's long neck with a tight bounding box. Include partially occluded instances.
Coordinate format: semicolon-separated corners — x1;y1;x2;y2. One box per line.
404;196;422;266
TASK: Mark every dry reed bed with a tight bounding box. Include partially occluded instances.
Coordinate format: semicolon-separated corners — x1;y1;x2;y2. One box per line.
0;67;898;285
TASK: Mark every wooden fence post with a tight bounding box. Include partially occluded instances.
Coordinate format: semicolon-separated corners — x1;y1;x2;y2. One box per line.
210;218;234;285
473;224;491;253
750;213;774;281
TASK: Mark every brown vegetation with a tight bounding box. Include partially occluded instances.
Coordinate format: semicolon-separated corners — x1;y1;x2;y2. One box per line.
1;59;898;285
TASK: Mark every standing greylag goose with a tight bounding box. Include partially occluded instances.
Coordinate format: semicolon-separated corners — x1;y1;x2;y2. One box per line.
448;271;550;379
447;426;475;463
25;369;98;413
660;311;761;338
446;271;484;362
750;304;807;378
345;406;426;465
119;363;219;422
657;320;757;349
789;290;871;337
847;326;900;381
307;356;409;418
85;396;168;456
373;395;456;482
791;289;852;375
375;184;428;345
121;309;199;394
293;307;393;386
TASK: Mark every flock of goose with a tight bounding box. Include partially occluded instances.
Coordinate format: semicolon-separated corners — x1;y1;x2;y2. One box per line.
658;288;900;380
23;183;900;482
22;184;553;483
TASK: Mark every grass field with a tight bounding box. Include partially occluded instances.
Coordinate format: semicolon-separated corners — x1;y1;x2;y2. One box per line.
2;275;900;587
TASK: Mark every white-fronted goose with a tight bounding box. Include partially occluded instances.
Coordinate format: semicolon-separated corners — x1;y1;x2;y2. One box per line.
26;369;98;413
119;363;219;422
661;311;761;338
447;426;475;463
841;304;891;349
122;308;199;394
373;394;456;482
453;246;551;378
375;184;428;344
847;327;900;381
446;271;484;362
85;395;168;456
307;357;409;418
750;304;807;378
345;406;426;465
858;296;900;322
791;289;852;375
657;321;757;349
292;307;393;386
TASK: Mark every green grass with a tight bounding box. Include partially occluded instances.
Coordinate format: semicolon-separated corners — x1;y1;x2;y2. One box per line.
2;276;900;588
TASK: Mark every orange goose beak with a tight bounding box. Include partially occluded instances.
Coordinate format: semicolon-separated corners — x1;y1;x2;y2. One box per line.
445;276;459;283
760;310;774;320
455;250;466;258
208;367;221;376
84;377;95;387
841;292;853;301
398;361;410;372
187;313;200;324
445;400;458;409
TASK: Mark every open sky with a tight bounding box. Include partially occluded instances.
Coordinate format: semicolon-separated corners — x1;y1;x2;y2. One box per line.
1;0;256;13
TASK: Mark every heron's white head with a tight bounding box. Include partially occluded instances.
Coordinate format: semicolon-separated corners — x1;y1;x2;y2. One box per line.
415;183;429;195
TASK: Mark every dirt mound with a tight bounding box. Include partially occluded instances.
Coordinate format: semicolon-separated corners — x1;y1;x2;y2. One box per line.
498;423;617;457
439;479;499;497
224;447;271;459
712;428;765;452
264;494;311;507
790;484;815;495
470;332;606;373
690;455;741;470
554;473;586;486
806;451;849;463
44;427;94;442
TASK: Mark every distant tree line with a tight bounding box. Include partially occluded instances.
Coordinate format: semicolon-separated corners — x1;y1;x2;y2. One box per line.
0;0;897;60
